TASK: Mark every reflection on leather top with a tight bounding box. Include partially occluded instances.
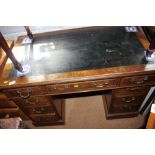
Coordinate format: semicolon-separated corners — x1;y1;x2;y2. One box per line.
9;27;146;78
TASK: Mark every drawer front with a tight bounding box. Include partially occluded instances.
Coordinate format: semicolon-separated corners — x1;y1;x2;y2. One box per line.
46;78;120;95
113;86;150;95
109;94;146;113
30;113;60;123
2;86;46;98
0;100;17;108
109;103;140;113
120;74;155;87
22;105;56;115
0;92;17;108
0;108;20;118
12;96;51;107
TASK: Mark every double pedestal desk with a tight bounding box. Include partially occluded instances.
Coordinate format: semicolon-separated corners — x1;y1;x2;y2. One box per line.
0;27;154;126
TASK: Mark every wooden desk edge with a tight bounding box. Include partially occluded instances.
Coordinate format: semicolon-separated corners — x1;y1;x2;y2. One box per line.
0;27;154;88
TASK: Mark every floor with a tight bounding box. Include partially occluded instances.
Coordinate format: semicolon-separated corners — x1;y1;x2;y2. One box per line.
24;95;146;129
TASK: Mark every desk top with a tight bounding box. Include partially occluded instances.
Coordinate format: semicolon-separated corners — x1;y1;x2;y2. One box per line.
0;26;154;88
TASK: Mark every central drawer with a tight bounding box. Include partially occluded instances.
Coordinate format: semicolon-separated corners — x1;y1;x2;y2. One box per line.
46;78;120;95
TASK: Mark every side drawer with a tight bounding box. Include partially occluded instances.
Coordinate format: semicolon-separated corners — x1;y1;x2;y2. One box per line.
2;86;46;98
109;94;146;113
109;103;140;113
0;108;20;118
22;105;57;115
113;86;150;95
0;92;17;108
12;96;51;107
120;74;155;87
30;113;60;124
46;78;120;95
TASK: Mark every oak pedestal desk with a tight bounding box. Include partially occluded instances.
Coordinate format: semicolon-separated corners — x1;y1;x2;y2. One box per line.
0;27;154;126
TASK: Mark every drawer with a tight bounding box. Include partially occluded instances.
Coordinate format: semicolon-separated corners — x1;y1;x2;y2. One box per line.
109;94;146;113
0;92;17;108
22;105;56;115
0;108;20;118
30;113;60;123
113;86;150;95
46;78;120;95
0;100;17;108
109;103;140;113
120;74;155;87
2;86;46;98
112;93;146;106
12;96;51;107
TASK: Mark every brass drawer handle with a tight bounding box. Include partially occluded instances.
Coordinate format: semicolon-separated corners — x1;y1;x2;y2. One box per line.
126;87;142;91
52;84;70;90
130;76;148;84
133;80;144;84
93;81;109;88
122;97;135;103
17;88;31;99
104;82;109;85
96;85;104;88
73;84;79;88
64;85;70;89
